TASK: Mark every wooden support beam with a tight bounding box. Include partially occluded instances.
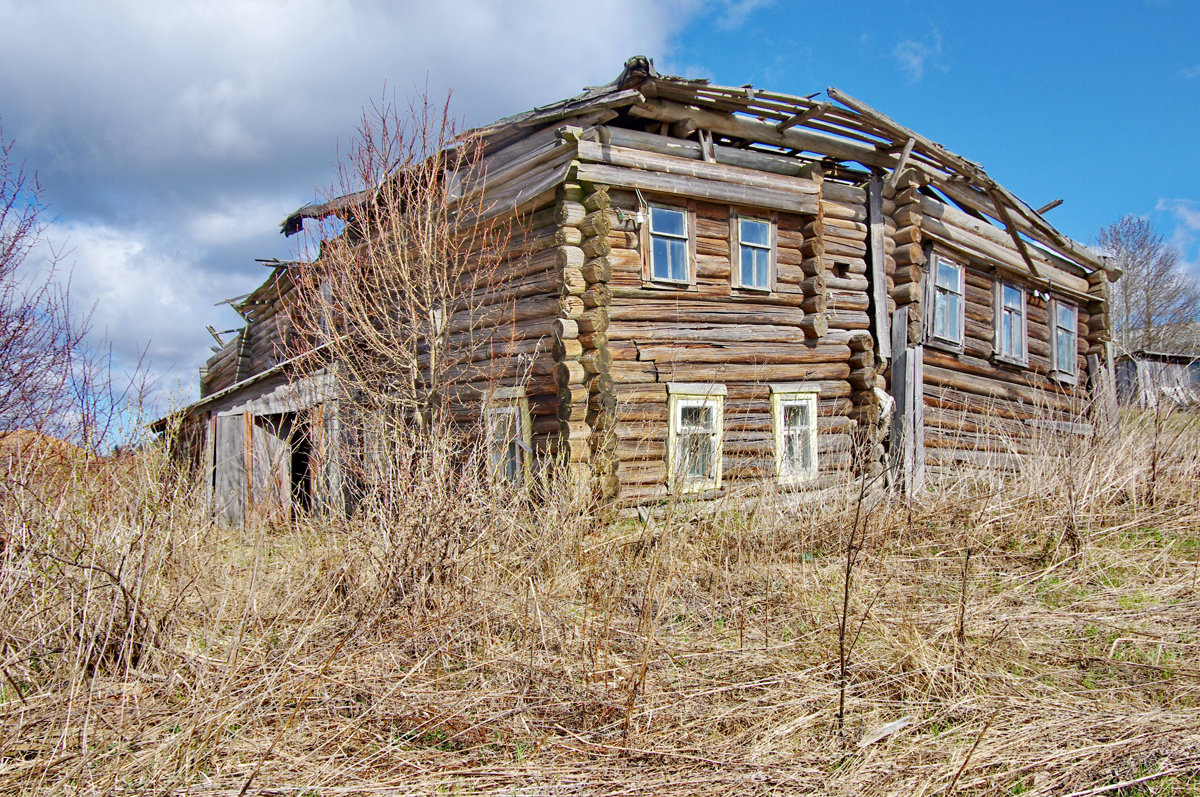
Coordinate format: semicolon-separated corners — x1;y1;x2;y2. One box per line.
775;101;832;132
884;137;916;191
865;176;891;360
987;187;1044;282
826;87;1106;274
1035;199;1063;215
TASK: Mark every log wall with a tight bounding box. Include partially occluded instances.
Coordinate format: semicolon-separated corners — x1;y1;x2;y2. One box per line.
603;178;867;505
894;189;1105;476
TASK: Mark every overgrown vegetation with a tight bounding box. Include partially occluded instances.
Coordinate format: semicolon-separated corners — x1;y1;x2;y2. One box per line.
2;410;1199;796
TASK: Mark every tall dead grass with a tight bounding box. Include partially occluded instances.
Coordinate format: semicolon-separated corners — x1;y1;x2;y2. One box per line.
2;409;1199;795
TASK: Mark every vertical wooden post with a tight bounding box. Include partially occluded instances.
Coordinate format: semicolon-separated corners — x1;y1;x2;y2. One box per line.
866;176;891;361
206;414;217;513
889;306;908;485
909;345;926;491
242;411;254;525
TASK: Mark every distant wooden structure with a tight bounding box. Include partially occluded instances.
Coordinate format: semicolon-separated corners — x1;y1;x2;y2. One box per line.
1115;350;1200;409
165;56;1119;524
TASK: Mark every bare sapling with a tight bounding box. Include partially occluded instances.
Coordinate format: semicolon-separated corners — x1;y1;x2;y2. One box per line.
284;90;526;608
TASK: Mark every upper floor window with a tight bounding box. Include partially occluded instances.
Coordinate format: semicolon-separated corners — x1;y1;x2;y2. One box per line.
771;386;818;485
649;205;690;283
666;383;725;492
996;281;1027;364
1052;300;1078;381
734;214;774;291
930;256;965;346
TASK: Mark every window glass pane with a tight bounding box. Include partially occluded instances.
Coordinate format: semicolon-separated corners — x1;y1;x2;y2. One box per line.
741;246;769;288
739;218;770;246
947;294;961;341
1057;329;1074;372
936;261;960;291
1057;303;1075;330
652;237;670;280
669;239;688;281
650;206;686;236
1001;312;1014;355
754;249;770;289
680;431;713;480
935;291;949;339
1003;284;1022;310
680;403;712;431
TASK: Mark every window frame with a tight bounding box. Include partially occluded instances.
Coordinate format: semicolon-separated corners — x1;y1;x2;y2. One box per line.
994;279;1028;366
927;254;966;350
731;209;776;293
483;387;532;485
1050;298;1079;384
644;203;695;287
666;383;725;493
770;384;819;485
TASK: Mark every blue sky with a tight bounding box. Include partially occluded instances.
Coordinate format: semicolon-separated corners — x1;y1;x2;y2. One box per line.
665;0;1200;260
1;0;1197;414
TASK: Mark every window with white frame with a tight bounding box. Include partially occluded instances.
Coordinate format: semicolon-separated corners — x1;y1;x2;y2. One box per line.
1051;300;1078;380
649;205;690;283
771;386;818;484
484;390;531;484
996;281;1027;363
734;214;773;290
667;384;724;491
931;256;965;346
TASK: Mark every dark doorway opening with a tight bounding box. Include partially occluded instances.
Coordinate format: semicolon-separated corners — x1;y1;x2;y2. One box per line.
290;419;313;514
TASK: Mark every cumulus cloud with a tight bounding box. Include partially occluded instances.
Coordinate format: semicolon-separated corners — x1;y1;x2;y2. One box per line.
0;0;696;410
1155;198;1200;275
892;27;945;83
714;0;774;30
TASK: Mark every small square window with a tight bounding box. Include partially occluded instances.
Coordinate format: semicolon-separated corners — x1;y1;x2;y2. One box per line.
996;281;1027;364
649;205;689;283
772;391;818;484
667;385;724;492
484;394;531;484
1052;300;1078;381
735;215;773;291
930;256;965;346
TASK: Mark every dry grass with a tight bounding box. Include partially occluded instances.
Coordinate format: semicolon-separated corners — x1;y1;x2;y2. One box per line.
2;411;1200;796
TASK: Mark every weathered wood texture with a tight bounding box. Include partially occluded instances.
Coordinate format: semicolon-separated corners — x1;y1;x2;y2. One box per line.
604;182;863;503
888;185;1102;473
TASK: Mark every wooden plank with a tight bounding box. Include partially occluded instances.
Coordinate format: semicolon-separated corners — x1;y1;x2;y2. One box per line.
888;306;908;486
243;411;254;523
572;162;819;215
866;176;891;360
911;344;925;491
577;140;819;197
884;138;916;191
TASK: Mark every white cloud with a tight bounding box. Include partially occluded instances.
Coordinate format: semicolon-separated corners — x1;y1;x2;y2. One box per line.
0;0;697;405
1155;198;1200;277
892;27;945;83
1182;63;1200;80
714;0;774;30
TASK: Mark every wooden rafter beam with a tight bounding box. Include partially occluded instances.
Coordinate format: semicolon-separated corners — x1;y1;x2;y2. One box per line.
775;101;832;132
988;188;1044;282
1035;199;1063;215
826;87;1106;273
884;137;916;190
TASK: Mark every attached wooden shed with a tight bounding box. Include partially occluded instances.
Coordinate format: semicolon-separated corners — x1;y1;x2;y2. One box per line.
169;56;1119;523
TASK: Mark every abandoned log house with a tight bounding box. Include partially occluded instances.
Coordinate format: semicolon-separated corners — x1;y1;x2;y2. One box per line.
168;56;1119;525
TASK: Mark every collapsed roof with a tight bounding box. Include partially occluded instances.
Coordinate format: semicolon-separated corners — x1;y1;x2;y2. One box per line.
282;55;1108;276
